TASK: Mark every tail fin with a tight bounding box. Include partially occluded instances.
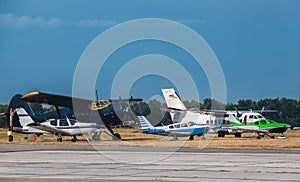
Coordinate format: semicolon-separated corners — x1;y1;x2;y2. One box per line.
8;94;35;117
7;94;35;127
137;116;154;130
228;114;241;124
14;108;35;126
161;88;187;111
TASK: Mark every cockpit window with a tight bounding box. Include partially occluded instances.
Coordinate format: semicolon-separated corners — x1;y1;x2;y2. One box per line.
260;120;266;125
257;115;263;118
249;115;254;119
50;120;57;126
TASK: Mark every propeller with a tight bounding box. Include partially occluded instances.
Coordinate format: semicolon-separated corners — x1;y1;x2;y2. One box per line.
234;106;242;118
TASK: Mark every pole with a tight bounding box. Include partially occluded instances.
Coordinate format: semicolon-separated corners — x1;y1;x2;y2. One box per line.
8;108;13;142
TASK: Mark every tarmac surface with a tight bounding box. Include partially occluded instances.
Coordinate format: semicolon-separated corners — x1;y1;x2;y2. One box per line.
0;144;299;181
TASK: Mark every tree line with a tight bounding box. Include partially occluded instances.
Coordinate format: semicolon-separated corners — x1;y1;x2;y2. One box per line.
0;97;299;127
130;98;300;127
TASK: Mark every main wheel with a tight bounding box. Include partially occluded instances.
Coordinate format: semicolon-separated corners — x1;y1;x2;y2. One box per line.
113;133;121;140
235;133;242;138
8;135;13;142
92;133;100;141
71;136;77;142
189;135;194;140
218;132;225;137
57;134;63;142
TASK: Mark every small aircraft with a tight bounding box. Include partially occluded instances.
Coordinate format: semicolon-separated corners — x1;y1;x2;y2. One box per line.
138;116;209;140
161;88;220;126
14;108;104;142
7;91;142;141
216;114;290;139
223;108;276;124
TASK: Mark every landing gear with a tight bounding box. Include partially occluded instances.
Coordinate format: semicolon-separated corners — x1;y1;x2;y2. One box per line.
71;136;77;142
8;135;13;142
234;133;242;138
173;135;178;140
57;134;62;142
113;133;121;140
105;124;121;140
92;133;100;141
189;135;194;140
218;131;226;137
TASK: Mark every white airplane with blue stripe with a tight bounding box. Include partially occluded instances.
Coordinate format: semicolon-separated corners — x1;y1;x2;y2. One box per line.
138;116;209;140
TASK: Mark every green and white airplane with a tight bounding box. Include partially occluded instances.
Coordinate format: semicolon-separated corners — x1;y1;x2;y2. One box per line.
216;114;291;139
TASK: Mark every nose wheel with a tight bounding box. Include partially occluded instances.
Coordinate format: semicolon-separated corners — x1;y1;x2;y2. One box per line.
57;134;62;142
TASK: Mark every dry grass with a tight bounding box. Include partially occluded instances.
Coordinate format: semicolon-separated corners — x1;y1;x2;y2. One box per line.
1;128;300;150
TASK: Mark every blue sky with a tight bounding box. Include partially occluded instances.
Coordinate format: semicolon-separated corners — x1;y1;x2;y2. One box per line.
0;0;299;104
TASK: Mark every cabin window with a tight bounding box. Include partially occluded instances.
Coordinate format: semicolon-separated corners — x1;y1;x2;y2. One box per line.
188;122;196;126
181;123;188;127
254;121;259;125
206;120;209;124
249;115;254;119
69;119;76;125
50;120;57;126
169;125;174;129
59;119;69;126
261;120;266;125
174;124;180;128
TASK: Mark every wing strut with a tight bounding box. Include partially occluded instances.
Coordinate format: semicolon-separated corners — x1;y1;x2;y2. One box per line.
55;106;62;118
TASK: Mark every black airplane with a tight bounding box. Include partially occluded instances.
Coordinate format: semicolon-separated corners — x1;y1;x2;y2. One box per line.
7;91;142;140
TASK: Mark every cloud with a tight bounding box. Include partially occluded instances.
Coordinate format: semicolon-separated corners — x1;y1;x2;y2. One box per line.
0;13;61;29
77;19;118;27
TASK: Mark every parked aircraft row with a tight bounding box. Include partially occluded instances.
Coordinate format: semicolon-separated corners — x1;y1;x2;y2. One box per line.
2;88;291;142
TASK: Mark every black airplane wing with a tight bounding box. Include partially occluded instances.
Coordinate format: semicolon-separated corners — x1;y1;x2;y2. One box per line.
21;91;92;109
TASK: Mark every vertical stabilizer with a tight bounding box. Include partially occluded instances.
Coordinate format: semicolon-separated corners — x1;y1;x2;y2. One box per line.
161;88;187;111
7;94;35;127
228;114;241;124
137;116;154;130
14;108;35;126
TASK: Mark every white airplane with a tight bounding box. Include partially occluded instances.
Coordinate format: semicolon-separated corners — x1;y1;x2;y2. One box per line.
224;110;267;124
15;108;104;142
138;116;209;140
161;88;221;126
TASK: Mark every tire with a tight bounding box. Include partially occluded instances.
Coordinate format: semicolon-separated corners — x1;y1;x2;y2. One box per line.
71;136;77;142
113;133;121;140
8;135;13;142
92;134;100;141
189;135;194;140
57;134;63;142
218;132;225;137
235;133;242;138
